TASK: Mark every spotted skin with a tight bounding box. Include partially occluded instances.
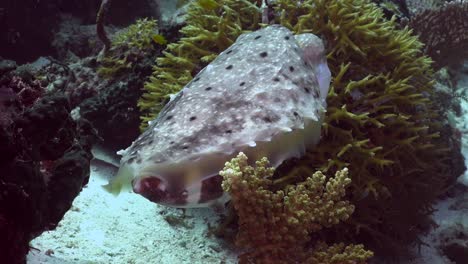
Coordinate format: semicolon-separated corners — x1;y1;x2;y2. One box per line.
109;25;331;208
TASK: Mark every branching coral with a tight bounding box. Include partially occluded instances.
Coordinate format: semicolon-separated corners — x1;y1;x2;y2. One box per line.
139;0;464;257
274;0;463;255
220;152;373;264
408;1;468;69
97;18;162;79
112;18;160;51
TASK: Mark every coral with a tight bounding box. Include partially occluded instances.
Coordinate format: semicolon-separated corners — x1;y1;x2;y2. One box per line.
36;17;159;150
35;54;147;149
97;18;162;79
112;18;160;51
408;1;468;69
275;0;463;255
405;0;446;15
220;152;373;264
308;242;374;264
139;0;464;257
372;0;411;21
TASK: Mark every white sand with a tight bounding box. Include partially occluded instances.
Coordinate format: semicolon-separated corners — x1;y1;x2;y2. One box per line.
27;152;238;264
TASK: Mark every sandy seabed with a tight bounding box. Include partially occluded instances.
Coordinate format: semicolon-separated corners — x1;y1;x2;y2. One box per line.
27;152;238;264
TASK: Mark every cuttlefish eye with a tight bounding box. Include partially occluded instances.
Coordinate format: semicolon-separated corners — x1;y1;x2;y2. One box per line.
132;176;189;206
132;176;168;203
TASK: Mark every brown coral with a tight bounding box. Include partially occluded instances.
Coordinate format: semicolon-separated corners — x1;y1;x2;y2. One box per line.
220;152;373;264
408;1;468;68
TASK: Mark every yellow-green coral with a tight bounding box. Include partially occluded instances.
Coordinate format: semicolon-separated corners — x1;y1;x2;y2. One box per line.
272;0;456;254
113;18;159;50
139;0;461;256
97;18;163;79
220;152;373;264
308;242;374;264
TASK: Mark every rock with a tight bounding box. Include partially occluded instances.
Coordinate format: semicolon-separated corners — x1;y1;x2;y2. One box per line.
0;59;17;75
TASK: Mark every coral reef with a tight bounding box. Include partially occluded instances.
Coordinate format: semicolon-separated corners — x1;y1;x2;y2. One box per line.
0;72;95;263
35;53;148;149
275;0;464;255
57;17;166;149
21;16;161;150
139;0;465;257
408;1;468;69
220;152;373;263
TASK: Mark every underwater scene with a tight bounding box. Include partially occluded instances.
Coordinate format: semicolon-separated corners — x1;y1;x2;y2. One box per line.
0;0;467;263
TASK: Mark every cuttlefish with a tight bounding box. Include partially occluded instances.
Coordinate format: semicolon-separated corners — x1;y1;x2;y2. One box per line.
104;25;331;208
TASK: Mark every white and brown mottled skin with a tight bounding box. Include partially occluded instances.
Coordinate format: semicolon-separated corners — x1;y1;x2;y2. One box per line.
110;25;331;208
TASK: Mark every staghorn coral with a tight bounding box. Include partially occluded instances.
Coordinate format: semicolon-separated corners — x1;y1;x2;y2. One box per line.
408;1;468;69
139;0;464;257
220;152;373;264
274;0;463;255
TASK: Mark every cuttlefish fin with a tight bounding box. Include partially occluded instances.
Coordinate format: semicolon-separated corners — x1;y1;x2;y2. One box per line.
102;165;133;196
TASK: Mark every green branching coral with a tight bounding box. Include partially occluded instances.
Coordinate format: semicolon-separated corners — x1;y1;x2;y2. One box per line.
113;18;160;50
220;152;373;264
272;0;461;255
97;18;162;79
139;0;464;257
